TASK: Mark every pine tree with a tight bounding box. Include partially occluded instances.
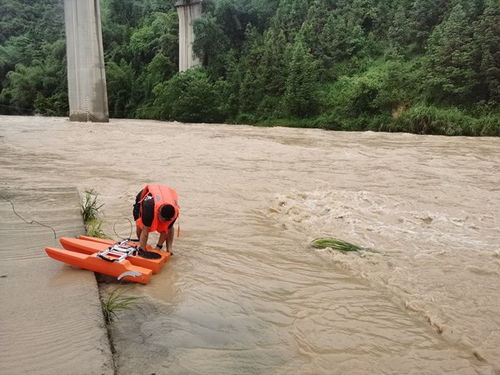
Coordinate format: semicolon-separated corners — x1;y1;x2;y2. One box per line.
476;0;500;103
388;4;410;54
106;59;136;118
237;26;265;115
271;0;311;41
193;13;230;77
345;0;378;33
425;3;477;103
284;36;320;117
258;29;289;96
319;13;366;65
408;0;450;50
300;0;330;62
371;0;400;39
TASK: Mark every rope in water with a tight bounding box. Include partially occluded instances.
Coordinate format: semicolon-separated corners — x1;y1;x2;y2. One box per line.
0;194;58;239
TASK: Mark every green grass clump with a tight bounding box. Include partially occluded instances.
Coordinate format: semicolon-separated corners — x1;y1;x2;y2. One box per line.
85;218;108;238
311;237;367;253
81;189;103;222
101;288;141;324
390;105;474;135
81;189;109;238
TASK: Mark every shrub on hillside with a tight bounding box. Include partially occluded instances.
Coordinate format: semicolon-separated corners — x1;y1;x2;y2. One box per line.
392;105;473;135
474;115;500;136
151;68;227;123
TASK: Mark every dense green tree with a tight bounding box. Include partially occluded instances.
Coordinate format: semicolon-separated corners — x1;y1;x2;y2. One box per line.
319;13;367;66
330;64;387;116
105;0;145;27
135;53;176;118
408;0;450;50
300;0;330;62
373;59;424;111
271;0;311;40
0;0;65;114
106;59;136;118
232;36;264;116
341;0;378;33
141;52;176;94
387;4;410;54
0;39;67;115
370;0;400;39
1;0;498;135
475;0;500;103
258;29;289;96
152;68;226;122
284;37;320;117
425;3;477;104
0;0;64;44
193;13;231;77
130;12;178;63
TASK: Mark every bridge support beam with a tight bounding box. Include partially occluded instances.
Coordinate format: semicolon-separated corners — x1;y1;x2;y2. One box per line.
64;0;109;122
175;0;203;72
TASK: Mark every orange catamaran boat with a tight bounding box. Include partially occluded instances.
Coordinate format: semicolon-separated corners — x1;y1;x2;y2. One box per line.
45;236;171;284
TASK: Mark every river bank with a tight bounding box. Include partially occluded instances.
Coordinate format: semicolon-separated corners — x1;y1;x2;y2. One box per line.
0;186;113;375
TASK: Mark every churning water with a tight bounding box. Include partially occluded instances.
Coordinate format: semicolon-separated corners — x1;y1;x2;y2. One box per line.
1;116;499;374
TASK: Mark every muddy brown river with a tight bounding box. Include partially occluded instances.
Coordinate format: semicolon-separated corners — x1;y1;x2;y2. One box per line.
1;115;499;374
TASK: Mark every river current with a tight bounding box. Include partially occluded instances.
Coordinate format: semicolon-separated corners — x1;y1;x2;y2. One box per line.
1;116;499;374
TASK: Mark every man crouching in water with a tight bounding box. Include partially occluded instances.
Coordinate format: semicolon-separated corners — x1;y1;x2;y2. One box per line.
133;184;179;254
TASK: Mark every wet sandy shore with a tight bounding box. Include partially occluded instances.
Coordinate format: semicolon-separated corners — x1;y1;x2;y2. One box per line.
0;186;113;375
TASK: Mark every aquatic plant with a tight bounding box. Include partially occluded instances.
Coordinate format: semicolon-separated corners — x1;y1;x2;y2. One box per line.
81;189;103;222
311;237;366;253
84;218;108;238
80;189;109;239
101;288;141;324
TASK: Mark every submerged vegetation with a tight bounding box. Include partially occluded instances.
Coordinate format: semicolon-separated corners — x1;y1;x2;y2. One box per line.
311;237;368;253
81;190;138;325
81;189;103;222
0;0;498;135
81;189;109;239
101;288;141;324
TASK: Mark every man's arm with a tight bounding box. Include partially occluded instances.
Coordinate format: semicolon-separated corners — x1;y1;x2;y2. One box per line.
166;225;174;253
157;231;167;249
138;196;154;250
139;226;150;251
156;226;174;252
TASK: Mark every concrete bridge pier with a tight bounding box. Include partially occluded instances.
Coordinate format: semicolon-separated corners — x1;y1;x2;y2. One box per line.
175;0;203;72
64;0;109;122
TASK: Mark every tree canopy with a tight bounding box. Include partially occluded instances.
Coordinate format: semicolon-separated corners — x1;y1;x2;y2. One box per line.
0;0;498;135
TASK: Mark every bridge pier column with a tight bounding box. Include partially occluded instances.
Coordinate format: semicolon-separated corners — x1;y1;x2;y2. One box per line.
175;0;203;72
64;0;109;122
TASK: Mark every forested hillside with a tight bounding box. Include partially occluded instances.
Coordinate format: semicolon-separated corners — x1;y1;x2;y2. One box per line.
1;0;498;135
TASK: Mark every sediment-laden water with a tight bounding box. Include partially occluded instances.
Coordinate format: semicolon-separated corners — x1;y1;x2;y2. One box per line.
1;115;498;374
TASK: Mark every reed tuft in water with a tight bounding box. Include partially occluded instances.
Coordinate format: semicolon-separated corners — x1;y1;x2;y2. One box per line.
311;237;367;253
85;218;108;238
81;189;109;238
101;288;141;324
81;189;103;222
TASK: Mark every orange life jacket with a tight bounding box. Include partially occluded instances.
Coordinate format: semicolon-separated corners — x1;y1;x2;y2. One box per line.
136;184;179;233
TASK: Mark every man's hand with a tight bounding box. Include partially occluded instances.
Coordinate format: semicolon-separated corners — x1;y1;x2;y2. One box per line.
134;246;143;256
